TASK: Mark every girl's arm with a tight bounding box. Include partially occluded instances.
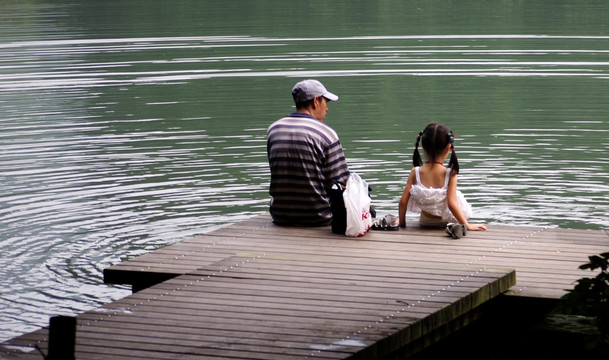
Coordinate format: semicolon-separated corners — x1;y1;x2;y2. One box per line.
446;172;487;231
398;168;416;227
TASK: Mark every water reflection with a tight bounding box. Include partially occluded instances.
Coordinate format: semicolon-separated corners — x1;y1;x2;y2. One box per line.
5;35;609;93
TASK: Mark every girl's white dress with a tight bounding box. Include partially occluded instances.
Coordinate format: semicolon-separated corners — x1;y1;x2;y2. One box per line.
407;166;472;224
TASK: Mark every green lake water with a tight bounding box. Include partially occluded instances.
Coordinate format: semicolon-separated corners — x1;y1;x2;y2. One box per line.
1;0;608;343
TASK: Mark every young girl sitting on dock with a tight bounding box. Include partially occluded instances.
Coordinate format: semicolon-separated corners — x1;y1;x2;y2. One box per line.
398;123;487;238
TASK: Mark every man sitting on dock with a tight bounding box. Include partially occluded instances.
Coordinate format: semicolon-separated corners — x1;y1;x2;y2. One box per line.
267;79;350;226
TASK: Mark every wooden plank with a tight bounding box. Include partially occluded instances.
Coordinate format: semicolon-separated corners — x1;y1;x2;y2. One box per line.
8;212;605;359
3;225;515;359
104;212;606;300
4;272;514;359
78;260;514;359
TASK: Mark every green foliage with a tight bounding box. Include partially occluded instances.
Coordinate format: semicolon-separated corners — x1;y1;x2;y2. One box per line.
556;252;609;349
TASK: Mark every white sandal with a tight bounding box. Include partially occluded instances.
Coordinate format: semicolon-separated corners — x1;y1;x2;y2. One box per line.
445;223;467;239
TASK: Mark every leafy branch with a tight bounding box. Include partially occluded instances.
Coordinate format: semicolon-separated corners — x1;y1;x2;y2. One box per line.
555;252;609;349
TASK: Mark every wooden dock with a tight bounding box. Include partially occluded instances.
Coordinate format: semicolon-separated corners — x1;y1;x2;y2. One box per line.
2;212;607;359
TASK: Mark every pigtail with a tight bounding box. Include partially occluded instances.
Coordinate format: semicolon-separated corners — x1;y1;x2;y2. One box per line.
413;131;424;167
447;132;460;174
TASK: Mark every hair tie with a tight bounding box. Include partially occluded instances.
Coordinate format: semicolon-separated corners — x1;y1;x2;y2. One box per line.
415;130;423;146
448;132;455;151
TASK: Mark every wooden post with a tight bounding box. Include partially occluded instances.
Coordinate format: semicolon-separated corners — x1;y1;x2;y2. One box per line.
47;315;76;360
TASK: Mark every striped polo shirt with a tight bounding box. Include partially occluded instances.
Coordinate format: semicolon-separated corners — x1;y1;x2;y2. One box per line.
267;112;350;226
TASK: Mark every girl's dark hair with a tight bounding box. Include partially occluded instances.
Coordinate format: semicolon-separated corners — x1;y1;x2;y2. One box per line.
413;122;460;174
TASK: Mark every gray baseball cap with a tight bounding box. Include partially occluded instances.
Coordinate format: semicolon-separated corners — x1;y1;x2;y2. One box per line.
291;79;339;103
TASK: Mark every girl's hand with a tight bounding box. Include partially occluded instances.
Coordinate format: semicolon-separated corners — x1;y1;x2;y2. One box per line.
466;223;488;231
